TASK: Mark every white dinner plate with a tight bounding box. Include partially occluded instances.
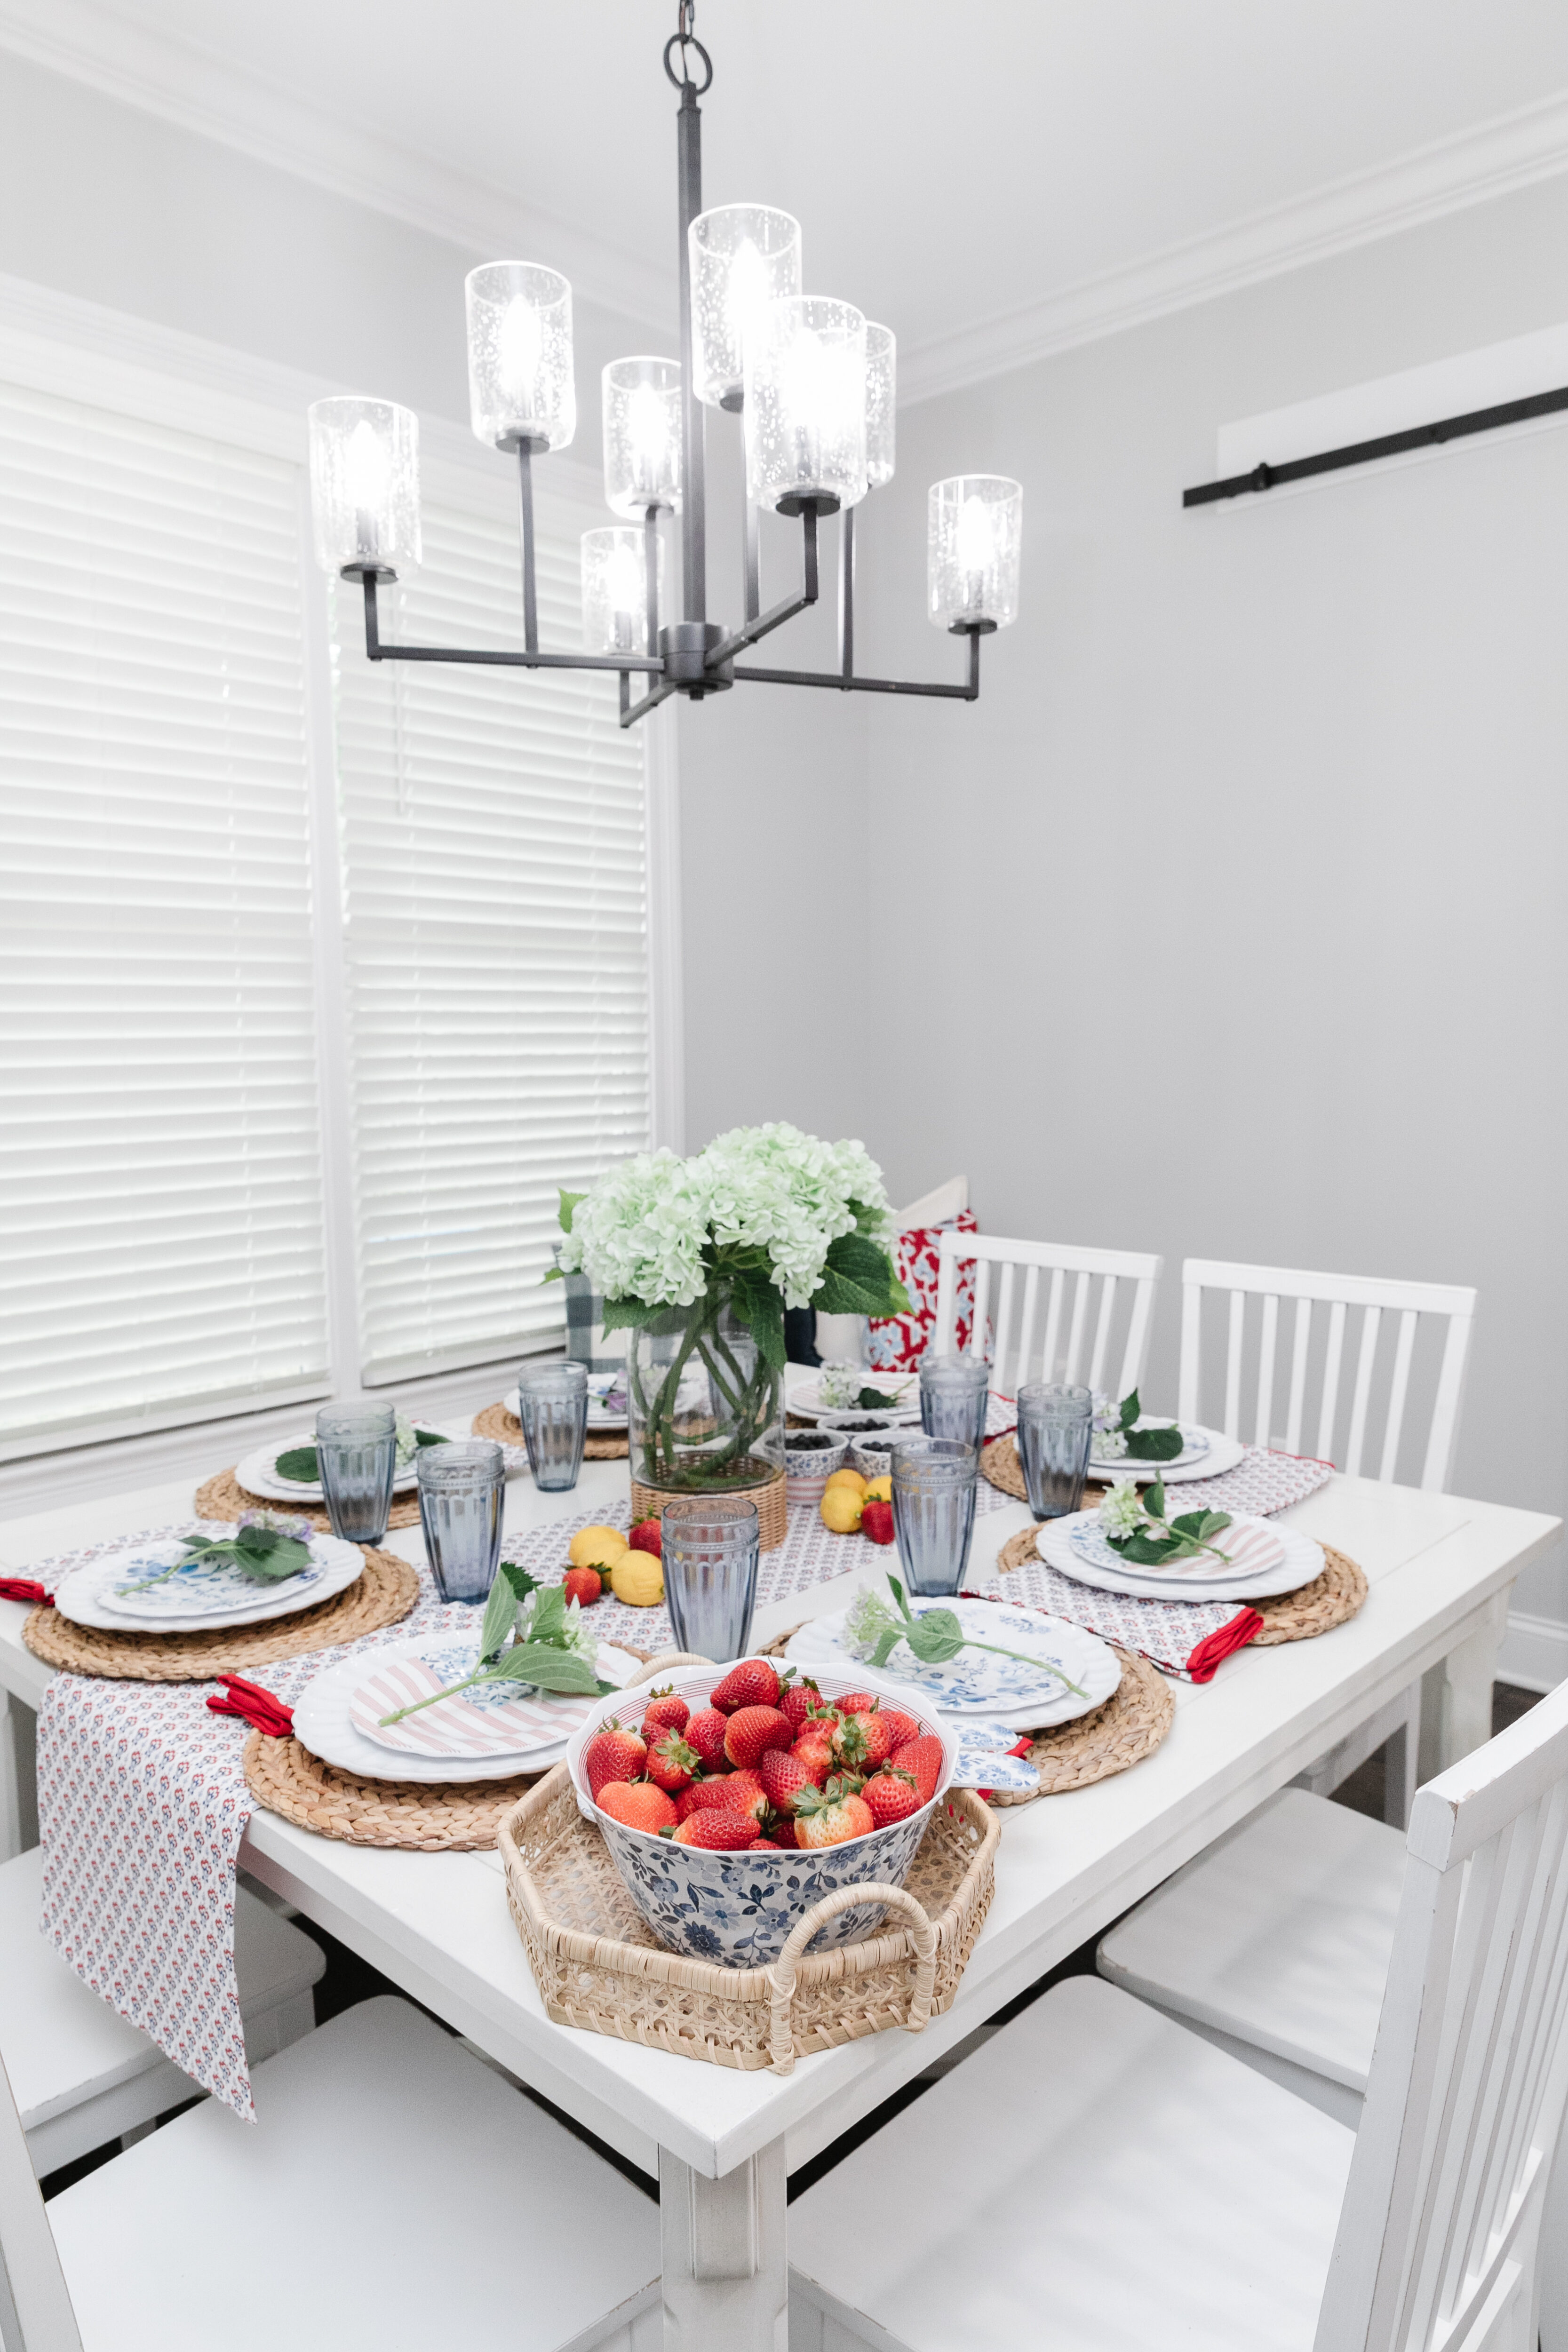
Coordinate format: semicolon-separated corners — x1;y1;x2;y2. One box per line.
348;1632;644;1762
785;1597;1121;1732
235;1424;460;1505
785;1370;922;1425
292;1635;639;1783
1085;1423;1246;1485
1035;1509;1323;1602
55;1529;365;1633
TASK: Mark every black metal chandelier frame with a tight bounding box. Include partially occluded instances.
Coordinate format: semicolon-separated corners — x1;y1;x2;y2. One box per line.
350;8;991;729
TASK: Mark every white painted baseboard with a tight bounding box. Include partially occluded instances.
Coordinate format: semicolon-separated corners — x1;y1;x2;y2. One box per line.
1499;1610;1568;1695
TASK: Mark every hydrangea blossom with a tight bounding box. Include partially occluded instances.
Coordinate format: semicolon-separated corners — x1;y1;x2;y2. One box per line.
1098;1479;1146;1540
236;1508;315;1542
1090;1392;1129;1463
819;1361;867;1409
559;1123;894;1311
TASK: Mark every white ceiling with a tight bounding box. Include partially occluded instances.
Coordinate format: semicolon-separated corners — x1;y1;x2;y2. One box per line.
5;0;1568;397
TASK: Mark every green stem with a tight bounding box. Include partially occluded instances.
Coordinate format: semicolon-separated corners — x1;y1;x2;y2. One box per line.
962;1639;1090;1700
378;1665;498;1726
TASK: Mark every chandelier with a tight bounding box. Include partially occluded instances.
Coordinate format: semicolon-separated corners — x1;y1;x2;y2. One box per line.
305;5;1022;729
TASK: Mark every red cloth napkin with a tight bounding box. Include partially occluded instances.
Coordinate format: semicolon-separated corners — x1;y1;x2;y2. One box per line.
1185;1609;1266;1681
206;1674;294;1738
0;1578;52;1606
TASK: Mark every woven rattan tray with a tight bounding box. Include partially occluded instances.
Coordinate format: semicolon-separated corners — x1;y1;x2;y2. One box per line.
472;1403;629;1461
500;1770;999;2074
195;1468;422;1534
24;1547;419;1682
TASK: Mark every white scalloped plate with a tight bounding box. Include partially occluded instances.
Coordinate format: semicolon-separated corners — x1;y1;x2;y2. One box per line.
1036;1509;1323;1602
235;1424;462;1504
785;1597;1121;1732
56;1530;364;1632
1086;1422;1246;1485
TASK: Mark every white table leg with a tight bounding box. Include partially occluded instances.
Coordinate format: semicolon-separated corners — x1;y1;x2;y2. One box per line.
0;1687;37;1861
659;2140;788;2352
1421;1583;1511;1780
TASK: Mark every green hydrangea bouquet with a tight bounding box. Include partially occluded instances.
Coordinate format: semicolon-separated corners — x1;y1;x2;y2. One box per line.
552;1124;909;1497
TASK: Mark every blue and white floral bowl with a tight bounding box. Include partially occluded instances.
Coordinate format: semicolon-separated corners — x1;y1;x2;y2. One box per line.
565;1661;957;1969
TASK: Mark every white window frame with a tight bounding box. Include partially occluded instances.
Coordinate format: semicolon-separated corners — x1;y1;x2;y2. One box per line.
0;270;682;1511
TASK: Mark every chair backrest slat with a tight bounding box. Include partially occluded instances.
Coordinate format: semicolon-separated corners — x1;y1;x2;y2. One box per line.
933;1233;1162;1399
1179;1258;1477;1493
1315;1679;1568;2352
0;2049;84;2352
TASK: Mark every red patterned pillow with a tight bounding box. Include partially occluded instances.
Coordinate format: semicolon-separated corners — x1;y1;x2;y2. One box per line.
868;1210;979;1371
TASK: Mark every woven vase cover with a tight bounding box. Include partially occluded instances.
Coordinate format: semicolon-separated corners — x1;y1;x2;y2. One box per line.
501;1768;998;2072
472;1402;629;1460
194;1467;422;1534
23;1547;419;1682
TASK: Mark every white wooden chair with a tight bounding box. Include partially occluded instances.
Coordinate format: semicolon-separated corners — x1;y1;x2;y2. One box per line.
791;1675;1568;2352
0;1994;661;2352
1181;1257;1478;1823
0;1849;324;2177
931;1231;1162;1400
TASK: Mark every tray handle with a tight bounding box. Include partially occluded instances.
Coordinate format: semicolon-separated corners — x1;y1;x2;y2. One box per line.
628;1651;714;1683
766;1884;938;2075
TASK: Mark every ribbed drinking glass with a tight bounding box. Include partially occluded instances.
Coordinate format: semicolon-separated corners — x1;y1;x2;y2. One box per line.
315;1404;397;1544
660;1498;761;1663
517;1361;589;1492
918;1354;990;1452
417;1440;505;1604
890;1436;978;1598
1016;1383;1093;1520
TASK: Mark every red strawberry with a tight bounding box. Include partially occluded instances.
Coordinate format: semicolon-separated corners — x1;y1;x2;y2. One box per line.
669;1810;760;1850
758;1746;817;1815
596;1780;677;1834
724;1705;794;1769
861;1766;923;1828
646;1732;702;1795
878;1708;923;1751
860;1498;895;1545
833;1692;877;1716
641;1687;690;1740
677;1771;765;1824
748;1836;783;1851
561;1566;602;1607
789;1723;837;1788
833;1709;892;1773
627;1518;663;1557
779;1676;824;1733
685;1707;730;1772
710;1659;781;1715
794;1777;875;1849
583;1724;647;1799
891;1734;943;1806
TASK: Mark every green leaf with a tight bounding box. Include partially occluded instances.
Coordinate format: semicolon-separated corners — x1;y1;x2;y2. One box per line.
478;1559;538;1663
1123;1423;1184;1462
482;1642;603;1696
1106;1530;1185;1565
529;1583;570;1647
414;1427;446;1448
868;1628;903;1667
1146;1477;1167;1521
273;1446;320;1483
599;1294;675;1335
183;1527;315;1582
1119;1390;1141;1432
557;1188;586;1235
857;1386;906;1410
727;1274;787;1371
813;1232;909;1319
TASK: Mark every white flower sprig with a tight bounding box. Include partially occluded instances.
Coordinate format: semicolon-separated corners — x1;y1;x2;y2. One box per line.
1097;1477;1234;1567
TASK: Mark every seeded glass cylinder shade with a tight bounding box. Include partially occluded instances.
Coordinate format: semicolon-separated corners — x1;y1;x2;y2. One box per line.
745;298;868;515
465;262;576;453
308;397;421;578
688;204;802;410
928;474;1023;630
864;323;896;490
581;526;664;654
603;357;683;516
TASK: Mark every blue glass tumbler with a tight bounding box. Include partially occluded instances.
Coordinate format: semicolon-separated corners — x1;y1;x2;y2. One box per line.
417;1439;505;1604
1016;1383;1094;1520
919;1353;991;1452
517;1360;589;1492
315;1403;397;1543
660;1498;761;1664
890;1435;978;1598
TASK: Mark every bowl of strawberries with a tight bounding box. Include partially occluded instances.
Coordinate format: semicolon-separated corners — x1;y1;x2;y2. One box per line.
565;1656;957;1967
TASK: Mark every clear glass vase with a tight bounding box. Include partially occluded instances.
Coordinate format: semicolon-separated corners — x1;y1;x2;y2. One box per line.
627;1293;785;1497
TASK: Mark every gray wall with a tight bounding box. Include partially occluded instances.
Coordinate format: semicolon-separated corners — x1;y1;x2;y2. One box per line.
683;171;1568;1633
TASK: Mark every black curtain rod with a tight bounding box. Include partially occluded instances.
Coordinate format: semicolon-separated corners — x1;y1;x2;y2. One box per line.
1183;382;1568;508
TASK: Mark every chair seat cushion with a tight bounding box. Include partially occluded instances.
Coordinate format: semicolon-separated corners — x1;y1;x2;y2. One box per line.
1097;1787;1403;2090
47;1996;660;2352
790;1974;1354;2352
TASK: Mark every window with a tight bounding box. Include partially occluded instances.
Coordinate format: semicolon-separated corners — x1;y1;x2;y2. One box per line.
330;501;653;1384
0;380;328;1457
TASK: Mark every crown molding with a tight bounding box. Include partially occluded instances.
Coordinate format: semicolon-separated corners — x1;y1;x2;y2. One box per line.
0;0;672;337
899;87;1568;406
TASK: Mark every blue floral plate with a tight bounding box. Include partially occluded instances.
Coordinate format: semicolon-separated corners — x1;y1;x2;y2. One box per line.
786;1597;1120;1729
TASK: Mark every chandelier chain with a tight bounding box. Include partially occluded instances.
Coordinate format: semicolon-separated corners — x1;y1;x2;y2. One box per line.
663;0;712;95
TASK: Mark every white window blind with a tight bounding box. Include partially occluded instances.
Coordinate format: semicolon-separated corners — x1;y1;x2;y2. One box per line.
0;379;328;1456
331;498;651;1384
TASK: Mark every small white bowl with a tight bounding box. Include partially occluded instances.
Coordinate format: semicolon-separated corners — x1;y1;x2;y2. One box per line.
565;1660;956;1969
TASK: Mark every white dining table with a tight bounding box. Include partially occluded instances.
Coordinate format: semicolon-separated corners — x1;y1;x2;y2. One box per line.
0;1462;1556;2352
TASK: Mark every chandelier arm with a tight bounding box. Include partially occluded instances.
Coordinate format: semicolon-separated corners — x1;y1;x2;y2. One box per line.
704;506;819;669
620;674;685;729
356;572;662;675
732;631;983;701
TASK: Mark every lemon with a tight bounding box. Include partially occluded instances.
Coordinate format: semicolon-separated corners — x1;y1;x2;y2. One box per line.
609;1551;664;1607
819;1484;864;1534
824;1468;867;1498
569;1525;629;1569
862;1473;892;1503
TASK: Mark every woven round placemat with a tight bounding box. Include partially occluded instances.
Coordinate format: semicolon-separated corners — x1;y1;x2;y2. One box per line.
993;1526;1367;1646
23;1548;419;1681
758;1617;1171;1805
243;1733;541;1851
472;1402;628;1461
980;1433;1122;1503
193;1467;422;1534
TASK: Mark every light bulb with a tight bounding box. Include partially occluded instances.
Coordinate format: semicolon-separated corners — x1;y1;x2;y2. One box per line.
605;541;643;617
601;357;683;516
727;239;769;363
627;383;668;492
581;524;663;654
498;297;543;408
955;494;995;575
688;206;802;409
307;396;421;578
344;419;391;519
927;475;1023;631
744;297;867;514
465;262;575;453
